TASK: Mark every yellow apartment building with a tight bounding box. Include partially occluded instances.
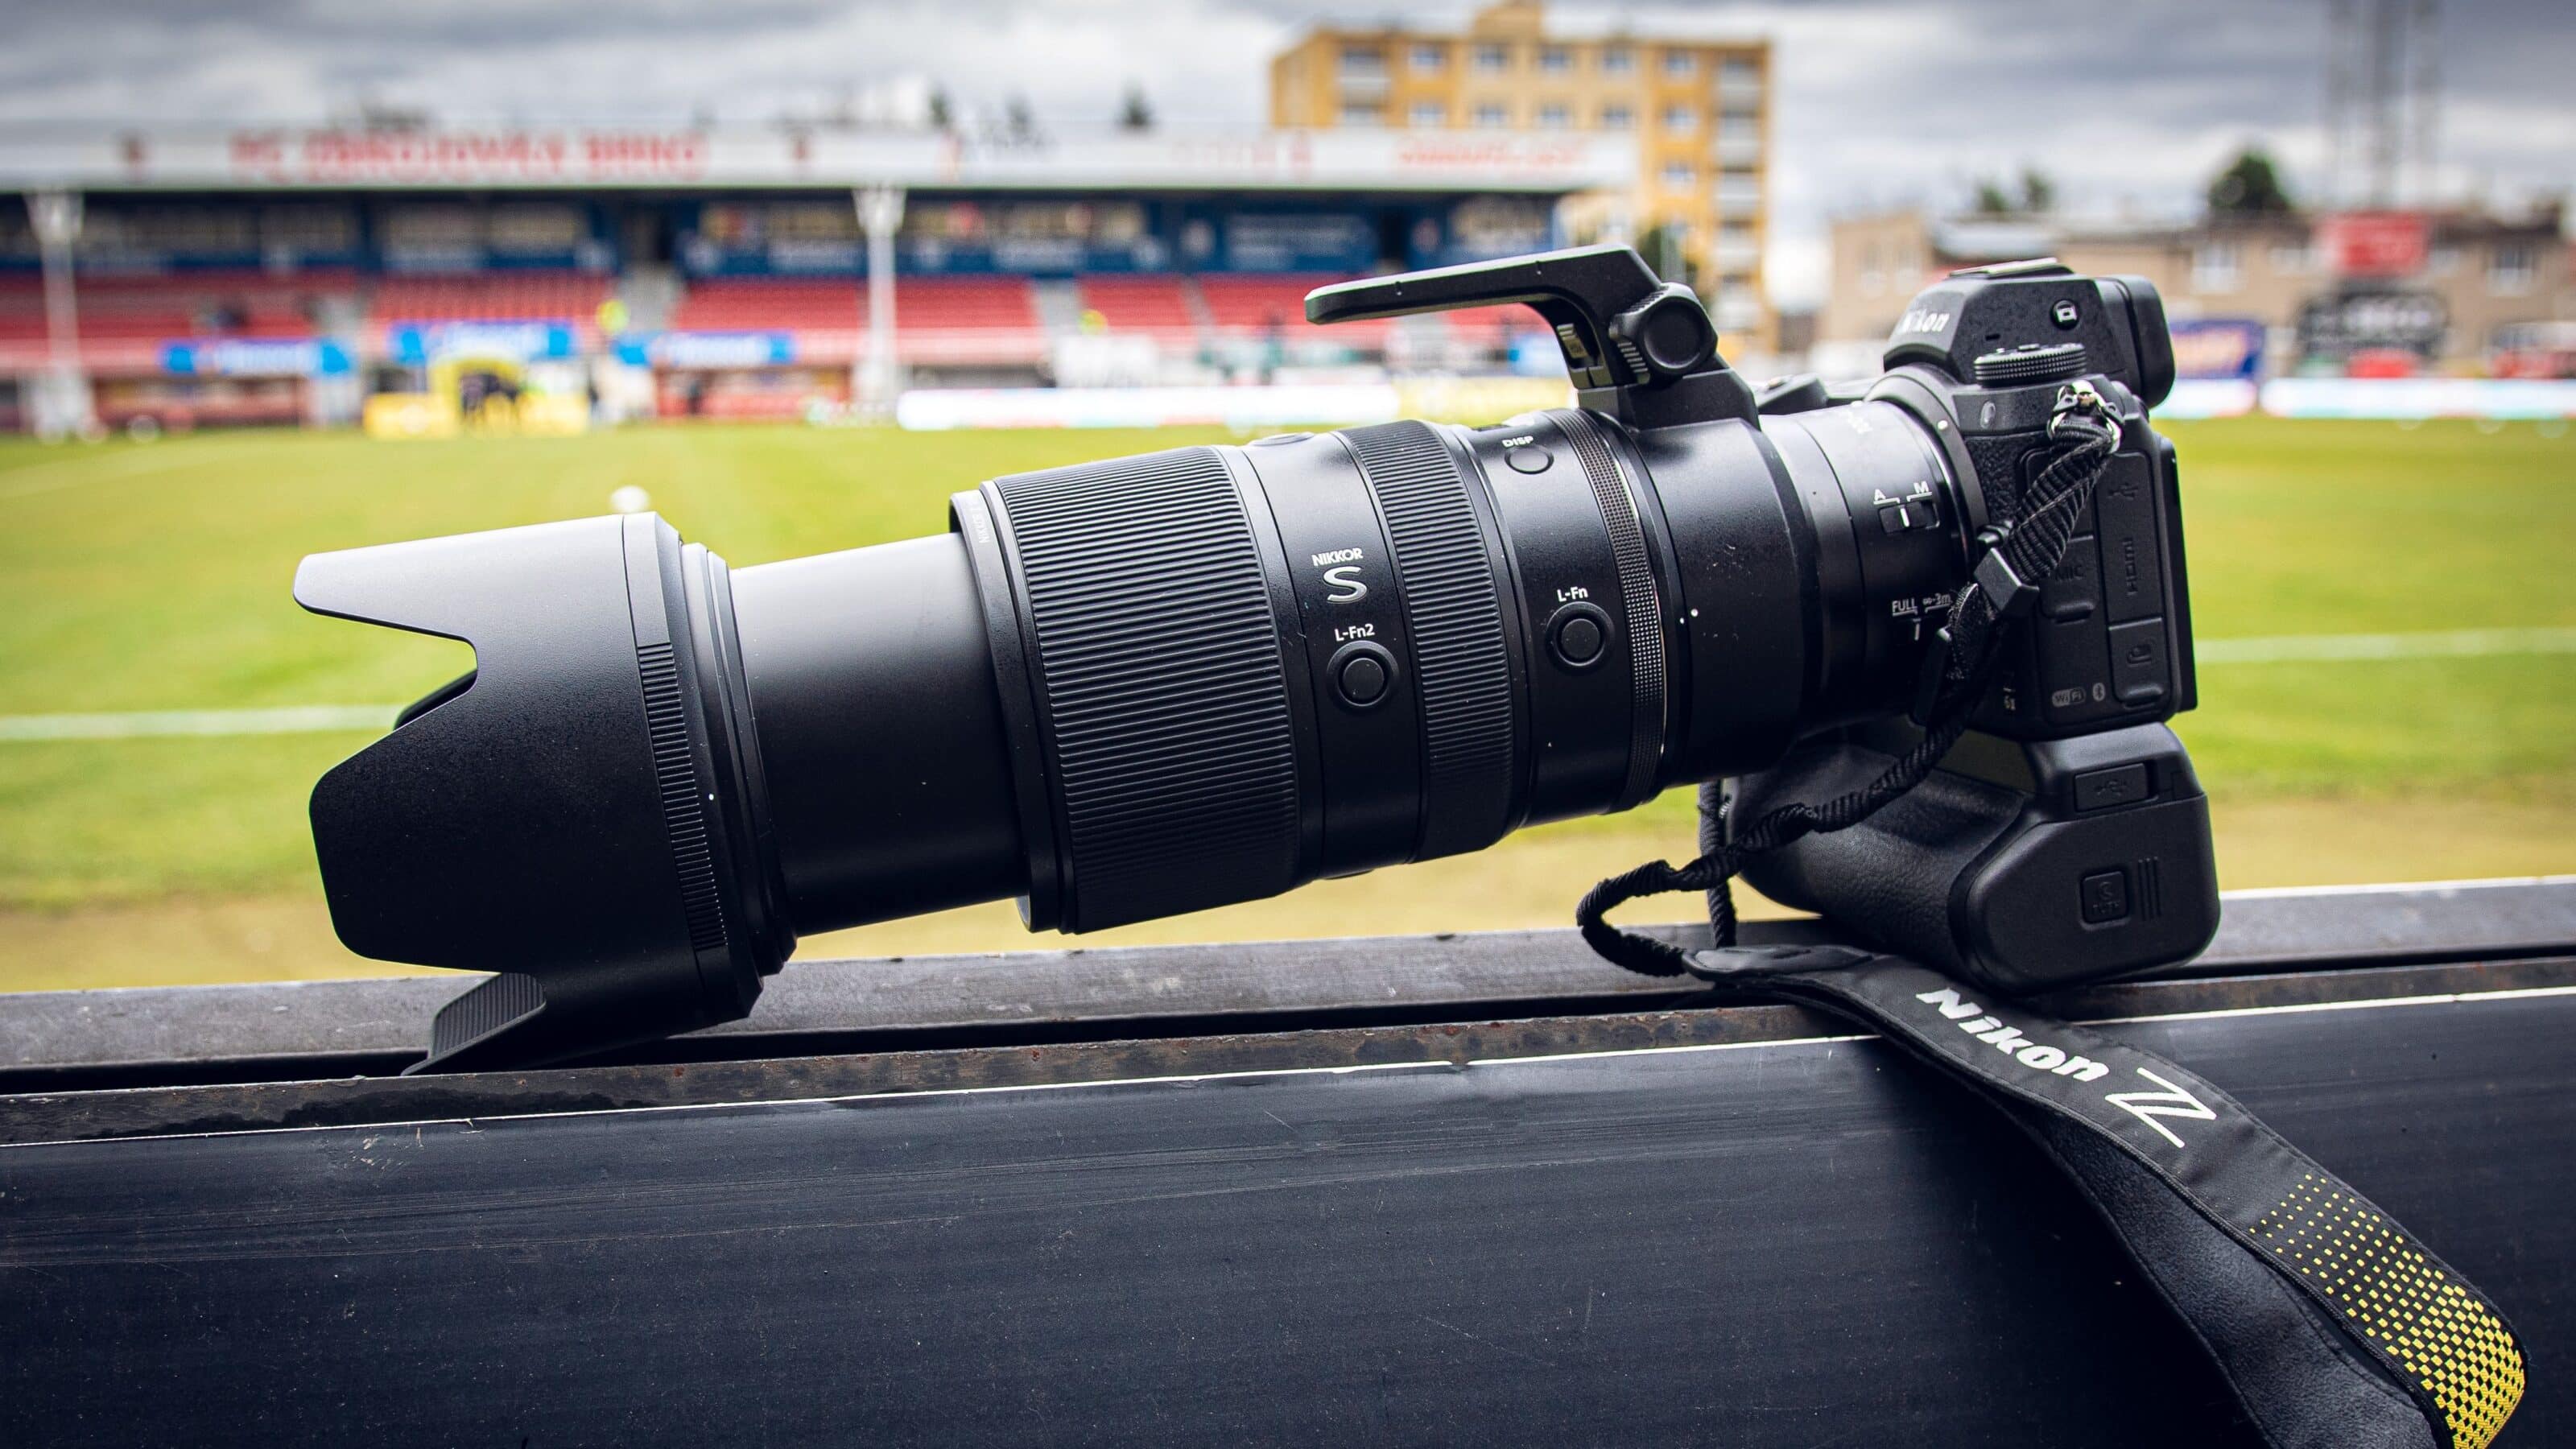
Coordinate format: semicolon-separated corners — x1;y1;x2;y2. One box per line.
1269;0;1773;348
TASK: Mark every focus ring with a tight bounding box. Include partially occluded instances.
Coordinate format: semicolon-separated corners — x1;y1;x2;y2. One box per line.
1343;419;1517;859
1550;408;1666;807
987;448;1300;931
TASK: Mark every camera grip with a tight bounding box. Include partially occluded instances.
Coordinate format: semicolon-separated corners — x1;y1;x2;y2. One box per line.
1724;724;2220;994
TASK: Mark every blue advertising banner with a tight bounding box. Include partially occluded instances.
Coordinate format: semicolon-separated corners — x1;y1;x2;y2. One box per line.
386;321;578;365
2167;318;2267;381
642;332;799;369
161;337;353;378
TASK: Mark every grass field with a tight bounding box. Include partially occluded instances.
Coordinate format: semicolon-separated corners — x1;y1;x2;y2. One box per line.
2;417;2571;991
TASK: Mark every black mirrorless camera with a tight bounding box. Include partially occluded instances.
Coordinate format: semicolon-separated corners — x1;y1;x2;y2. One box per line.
295;246;2218;1071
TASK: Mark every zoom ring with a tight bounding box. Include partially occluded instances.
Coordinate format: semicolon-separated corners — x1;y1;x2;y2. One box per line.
1344;420;1519;859
989;448;1301;931
1551;409;1666;807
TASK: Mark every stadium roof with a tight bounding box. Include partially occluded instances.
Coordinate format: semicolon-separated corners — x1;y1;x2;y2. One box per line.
0;126;1633;196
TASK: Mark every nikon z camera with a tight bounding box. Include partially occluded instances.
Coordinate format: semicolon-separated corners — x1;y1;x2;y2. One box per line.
296;246;2218;1071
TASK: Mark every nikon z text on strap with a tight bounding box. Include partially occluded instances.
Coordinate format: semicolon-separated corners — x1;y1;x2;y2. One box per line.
1690;949;2528;1449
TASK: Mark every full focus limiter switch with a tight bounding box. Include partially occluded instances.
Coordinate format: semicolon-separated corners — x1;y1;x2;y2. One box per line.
1329;640;1397;710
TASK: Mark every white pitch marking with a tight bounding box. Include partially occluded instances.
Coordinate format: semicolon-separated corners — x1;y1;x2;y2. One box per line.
0;704;400;741
2196;626;2576;663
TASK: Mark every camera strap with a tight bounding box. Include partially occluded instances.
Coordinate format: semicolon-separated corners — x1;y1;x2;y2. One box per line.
1681;946;2527;1449
1570;392;2528;1443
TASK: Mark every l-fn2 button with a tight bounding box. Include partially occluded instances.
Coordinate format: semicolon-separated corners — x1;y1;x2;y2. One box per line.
1328;641;1397;710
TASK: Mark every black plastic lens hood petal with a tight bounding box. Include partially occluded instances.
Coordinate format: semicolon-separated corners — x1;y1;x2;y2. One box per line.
295;513;782;1073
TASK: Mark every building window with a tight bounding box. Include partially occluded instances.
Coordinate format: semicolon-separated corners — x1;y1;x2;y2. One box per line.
2490;244;2538;295
2268;244;2314;275
2192;242;2242;294
1410;101;1448;128
1720;56;1761;85
1719;109;1760;138
1336;43;1385;75
1662;104;1697;133
1662;49;1699;77
1475;43;1511;73
2427;245;2460;278
1410;43;1446;72
1598;104;1634;130
1662;161;1698;191
1536;103;1571;130
1538;44;1572;73
1600;46;1635;74
1338;104;1385;127
1472;103;1510;129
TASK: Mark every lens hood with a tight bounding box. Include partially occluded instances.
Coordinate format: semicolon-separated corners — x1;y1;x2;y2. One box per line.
295;514;786;1072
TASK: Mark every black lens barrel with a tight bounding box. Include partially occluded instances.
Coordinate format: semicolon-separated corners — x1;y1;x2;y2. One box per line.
301;398;1985;1071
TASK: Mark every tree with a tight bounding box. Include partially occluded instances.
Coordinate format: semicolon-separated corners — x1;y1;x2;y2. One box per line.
2208;147;2295;216
2019;166;2057;214
1971;178;2017;215
1005;94;1038;142
1117;84;1154;132
1632;224;1700;290
926;86;953;132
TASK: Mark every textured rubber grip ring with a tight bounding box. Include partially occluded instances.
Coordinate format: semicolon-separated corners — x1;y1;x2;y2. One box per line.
1342;419;1518;859
987;448;1301;931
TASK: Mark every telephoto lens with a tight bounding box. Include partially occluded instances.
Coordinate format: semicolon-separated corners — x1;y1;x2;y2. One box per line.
300;245;2212;1071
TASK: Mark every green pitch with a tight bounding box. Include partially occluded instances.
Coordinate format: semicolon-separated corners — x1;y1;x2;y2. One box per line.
2;418;2570;988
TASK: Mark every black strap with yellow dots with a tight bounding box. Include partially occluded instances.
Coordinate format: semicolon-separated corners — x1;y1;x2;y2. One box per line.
1686;948;2528;1449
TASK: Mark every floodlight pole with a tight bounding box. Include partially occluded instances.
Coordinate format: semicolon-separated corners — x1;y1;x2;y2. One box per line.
855;184;906;416
27;189;94;440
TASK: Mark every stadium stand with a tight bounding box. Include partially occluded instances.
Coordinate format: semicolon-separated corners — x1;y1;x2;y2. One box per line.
1194;274;1385;345
0;270;351;343
1;126;1625;431
671;275;1043;366
1440;303;1537;347
369;271;611;324
1074;275;1199;345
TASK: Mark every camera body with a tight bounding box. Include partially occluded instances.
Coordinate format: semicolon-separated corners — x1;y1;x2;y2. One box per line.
1730;260;2216;991
295;246;2219;1071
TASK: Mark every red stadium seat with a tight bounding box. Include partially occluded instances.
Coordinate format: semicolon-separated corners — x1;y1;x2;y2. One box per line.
1075;275;1198;344
669;275;1042;365
0;270;353;354
369;271;610;324
1193;275;1386;346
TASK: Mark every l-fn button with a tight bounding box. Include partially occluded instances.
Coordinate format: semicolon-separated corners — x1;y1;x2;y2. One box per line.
1547;602;1612;671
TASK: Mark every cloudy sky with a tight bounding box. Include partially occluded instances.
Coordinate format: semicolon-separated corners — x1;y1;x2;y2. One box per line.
1;0;2568;303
